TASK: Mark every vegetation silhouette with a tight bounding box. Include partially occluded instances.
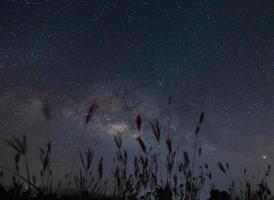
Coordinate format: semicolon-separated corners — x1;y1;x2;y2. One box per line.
0;110;273;200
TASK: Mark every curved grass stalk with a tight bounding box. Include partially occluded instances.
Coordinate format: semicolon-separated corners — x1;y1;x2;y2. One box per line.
0;163;42;193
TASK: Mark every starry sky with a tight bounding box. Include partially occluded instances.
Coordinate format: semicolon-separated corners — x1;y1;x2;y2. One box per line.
0;0;274;189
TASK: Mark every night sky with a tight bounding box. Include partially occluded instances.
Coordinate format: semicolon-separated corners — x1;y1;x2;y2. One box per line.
0;0;274;190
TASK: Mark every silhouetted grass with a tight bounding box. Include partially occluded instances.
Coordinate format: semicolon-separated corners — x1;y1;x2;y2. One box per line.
0;109;273;200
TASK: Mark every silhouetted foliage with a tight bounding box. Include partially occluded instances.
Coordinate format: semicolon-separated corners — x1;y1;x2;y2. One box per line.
0;111;273;200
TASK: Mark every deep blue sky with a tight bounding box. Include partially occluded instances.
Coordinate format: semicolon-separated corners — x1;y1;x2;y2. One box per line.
0;0;274;189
